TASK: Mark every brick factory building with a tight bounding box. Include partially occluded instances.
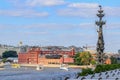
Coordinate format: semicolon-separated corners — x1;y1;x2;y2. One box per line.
18;48;75;65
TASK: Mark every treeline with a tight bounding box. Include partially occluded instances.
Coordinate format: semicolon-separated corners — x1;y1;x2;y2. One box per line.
2;51;18;58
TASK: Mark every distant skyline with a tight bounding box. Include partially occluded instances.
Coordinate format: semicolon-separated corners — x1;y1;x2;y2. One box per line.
0;0;120;53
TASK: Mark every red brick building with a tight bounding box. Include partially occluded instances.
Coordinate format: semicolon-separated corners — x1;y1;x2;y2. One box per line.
18;48;75;64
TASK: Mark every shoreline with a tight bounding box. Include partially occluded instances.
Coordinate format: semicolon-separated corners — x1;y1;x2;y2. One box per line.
19;64;94;69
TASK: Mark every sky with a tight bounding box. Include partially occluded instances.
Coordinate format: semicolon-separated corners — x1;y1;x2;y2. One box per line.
0;0;120;53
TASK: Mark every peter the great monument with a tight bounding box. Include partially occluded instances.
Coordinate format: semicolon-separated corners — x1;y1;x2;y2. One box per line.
96;5;106;64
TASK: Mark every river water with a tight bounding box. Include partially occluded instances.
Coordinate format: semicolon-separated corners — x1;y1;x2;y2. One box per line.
0;65;81;80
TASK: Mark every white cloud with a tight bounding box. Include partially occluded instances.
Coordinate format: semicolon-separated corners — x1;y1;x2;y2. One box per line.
0;9;48;17
106;23;120;29
6;0;67;8
5;1;120;18
109;32;120;35
58;3;120;18
58;8;97;18
68;3;99;8
58;3;99;17
24;23;99;32
104;7;120;17
1;23;119;31
0;25;5;29
25;0;66;7
24;31;48;35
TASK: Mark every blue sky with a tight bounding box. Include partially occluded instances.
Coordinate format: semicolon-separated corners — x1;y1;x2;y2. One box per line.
0;0;120;53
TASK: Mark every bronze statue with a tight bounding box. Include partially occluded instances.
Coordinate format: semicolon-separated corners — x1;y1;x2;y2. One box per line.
96;5;106;64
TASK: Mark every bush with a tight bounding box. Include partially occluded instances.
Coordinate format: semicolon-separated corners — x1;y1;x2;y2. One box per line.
2;58;7;63
80;68;94;76
94;65;103;73
94;64;120;73
80;64;120;76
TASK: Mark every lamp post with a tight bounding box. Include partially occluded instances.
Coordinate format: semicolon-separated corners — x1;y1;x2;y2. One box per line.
96;5;106;64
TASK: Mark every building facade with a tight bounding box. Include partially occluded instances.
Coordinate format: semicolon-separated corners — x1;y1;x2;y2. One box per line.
18;48;75;65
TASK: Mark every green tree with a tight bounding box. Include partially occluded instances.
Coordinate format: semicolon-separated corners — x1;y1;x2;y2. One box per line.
74;52;82;65
2;51;18;58
90;59;96;65
110;56;117;64
80;51;92;65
